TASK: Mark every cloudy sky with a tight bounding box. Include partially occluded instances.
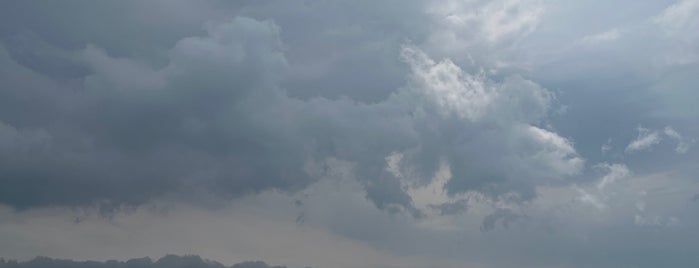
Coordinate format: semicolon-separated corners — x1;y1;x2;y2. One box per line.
1;0;698;267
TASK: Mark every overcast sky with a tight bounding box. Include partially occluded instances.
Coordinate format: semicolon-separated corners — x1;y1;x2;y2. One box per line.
1;1;699;267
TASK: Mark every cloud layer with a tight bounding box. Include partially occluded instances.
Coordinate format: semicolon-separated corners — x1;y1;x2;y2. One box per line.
1;1;699;267
0;15;584;214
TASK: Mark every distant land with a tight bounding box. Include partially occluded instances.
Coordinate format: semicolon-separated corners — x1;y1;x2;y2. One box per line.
0;255;290;268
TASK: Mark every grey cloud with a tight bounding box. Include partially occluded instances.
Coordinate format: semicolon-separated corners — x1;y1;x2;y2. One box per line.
428;198;469;215
0;0;223;63
2;1;693;223
238;0;429;103
0;16;302;208
0;5;584;215
480;208;521;232
232;262;286;268
2;1;699;267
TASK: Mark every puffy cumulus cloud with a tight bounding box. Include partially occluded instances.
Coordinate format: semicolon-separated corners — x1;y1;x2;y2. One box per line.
396;47;582;200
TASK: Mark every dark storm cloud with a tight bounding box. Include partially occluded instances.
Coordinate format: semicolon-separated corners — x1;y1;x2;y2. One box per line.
238;0;429;103
0;16;311;208
2;2;699;267
0;255;285;268
1;0;695;228
0;0;585;214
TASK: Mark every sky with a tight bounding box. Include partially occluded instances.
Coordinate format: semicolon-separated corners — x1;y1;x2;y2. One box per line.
0;0;698;267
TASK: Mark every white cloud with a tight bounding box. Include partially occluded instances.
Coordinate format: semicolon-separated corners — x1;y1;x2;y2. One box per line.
664;126;695;153
653;0;699;32
652;0;699;64
626;126;662;153
431;0;544;43
396;46;583;200
401;46;494;121
525;126;584;176
425;0;544;69
601;138;613;154
580;29;620;44
595;163;631;190
530;165;696;234
625;126;694;154
635;214;680;227
564;163;630;212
